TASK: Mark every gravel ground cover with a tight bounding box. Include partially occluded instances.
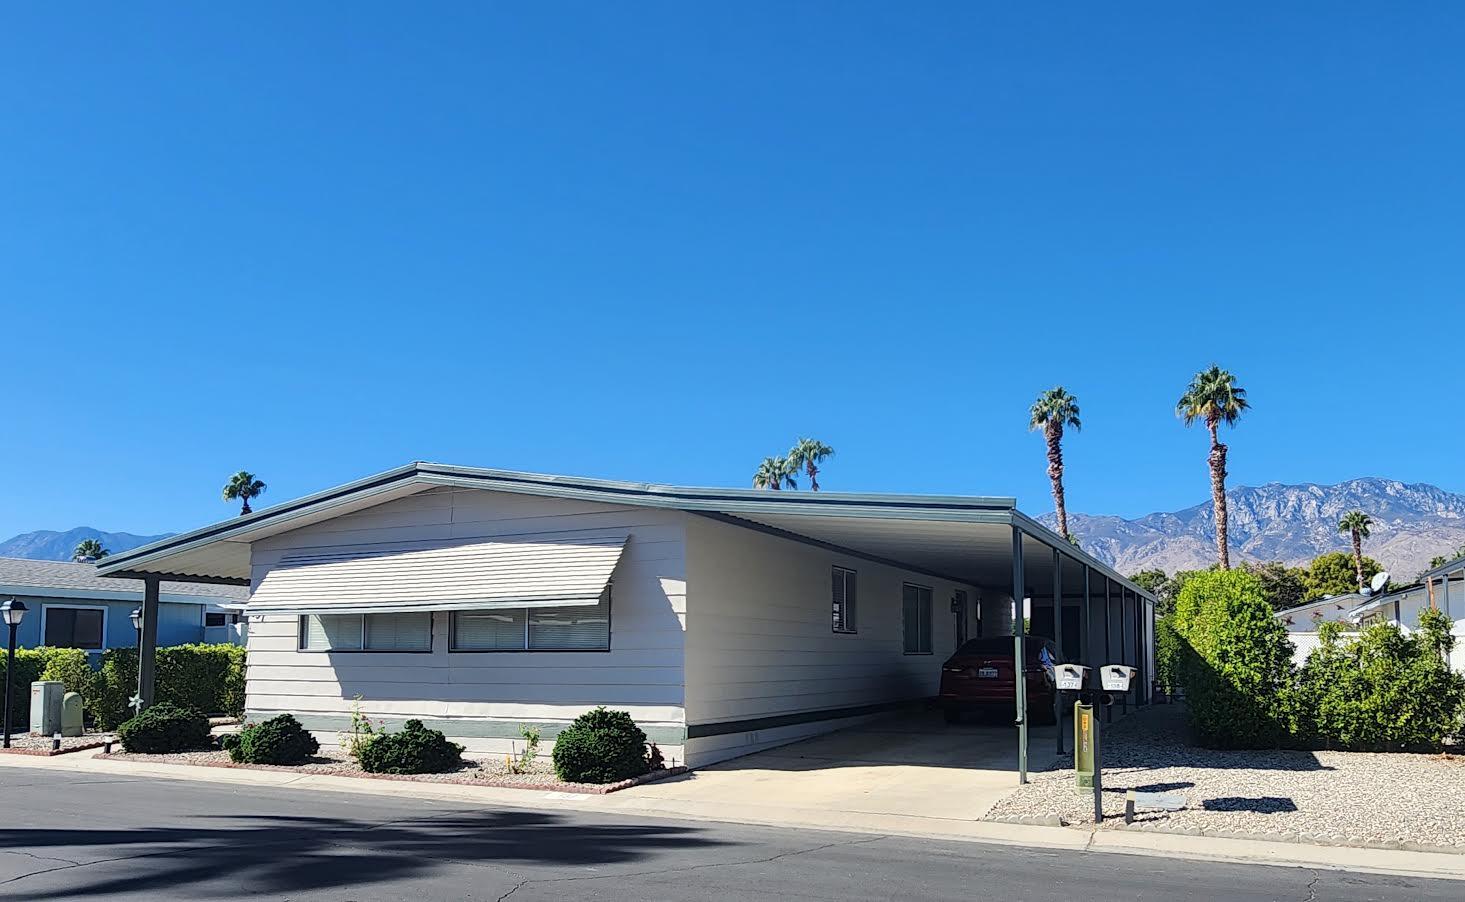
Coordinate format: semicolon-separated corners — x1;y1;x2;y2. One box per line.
987;703;1465;849
97;749;686;793
0;733;114;755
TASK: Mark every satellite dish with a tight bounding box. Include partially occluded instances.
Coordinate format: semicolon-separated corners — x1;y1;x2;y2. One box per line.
1370;571;1390;593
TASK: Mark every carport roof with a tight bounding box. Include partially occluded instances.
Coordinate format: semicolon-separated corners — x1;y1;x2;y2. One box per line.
95;462;1155;600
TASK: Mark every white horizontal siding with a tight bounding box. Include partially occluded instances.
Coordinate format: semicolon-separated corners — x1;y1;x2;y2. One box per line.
683;515;983;761
244;487;689;742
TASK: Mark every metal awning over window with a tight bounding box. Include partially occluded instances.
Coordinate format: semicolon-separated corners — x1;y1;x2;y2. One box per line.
244;535;628;616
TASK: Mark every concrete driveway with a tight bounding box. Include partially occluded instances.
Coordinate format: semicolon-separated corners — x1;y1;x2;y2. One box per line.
621;710;1064;829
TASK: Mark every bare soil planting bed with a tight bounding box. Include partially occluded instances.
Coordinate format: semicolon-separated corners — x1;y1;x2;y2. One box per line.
97;749;687;794
987;703;1465;851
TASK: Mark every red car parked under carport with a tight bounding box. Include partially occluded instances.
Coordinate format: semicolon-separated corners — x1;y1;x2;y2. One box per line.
938;636;1060;725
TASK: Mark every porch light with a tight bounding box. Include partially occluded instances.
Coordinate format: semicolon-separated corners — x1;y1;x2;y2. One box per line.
130;608;142;631
0;598;25;627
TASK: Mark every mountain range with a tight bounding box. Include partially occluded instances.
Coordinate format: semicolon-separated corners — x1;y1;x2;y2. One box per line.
0;527;170;563
1044;477;1465;580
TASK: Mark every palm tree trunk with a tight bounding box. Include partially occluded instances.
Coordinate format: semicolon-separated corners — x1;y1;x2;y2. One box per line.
241;497;252;515
1352;531;1365;590
1207;420;1230;570
1045;424;1068;539
808;463;820;492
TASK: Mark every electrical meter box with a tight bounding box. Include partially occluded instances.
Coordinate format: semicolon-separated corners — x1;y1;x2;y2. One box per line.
30;681;64;736
1100;665;1137;692
61;692;84;738
1055;664;1088;691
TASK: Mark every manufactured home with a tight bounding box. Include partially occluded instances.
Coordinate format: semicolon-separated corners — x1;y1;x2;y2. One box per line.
97;463;1157;767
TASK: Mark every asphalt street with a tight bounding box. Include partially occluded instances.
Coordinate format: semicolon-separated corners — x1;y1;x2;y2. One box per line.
0;768;1455;900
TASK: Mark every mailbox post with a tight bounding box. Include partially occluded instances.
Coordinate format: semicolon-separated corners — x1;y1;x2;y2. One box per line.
1068;664;1138;823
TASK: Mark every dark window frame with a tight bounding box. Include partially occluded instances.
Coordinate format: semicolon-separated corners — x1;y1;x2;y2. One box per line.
831;566;858;634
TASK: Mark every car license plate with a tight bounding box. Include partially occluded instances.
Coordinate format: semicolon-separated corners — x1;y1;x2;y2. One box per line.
977;667;999;678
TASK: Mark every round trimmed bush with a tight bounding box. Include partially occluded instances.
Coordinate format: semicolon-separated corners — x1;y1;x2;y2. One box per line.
551;707;649;784
356;719;464;774
225;713;320;765
117;702;212;753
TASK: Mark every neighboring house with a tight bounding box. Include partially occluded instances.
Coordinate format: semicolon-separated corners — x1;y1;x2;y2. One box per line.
1346;554;1465;674
95;463;1158;767
1275;595;1362;666
0;557;247;654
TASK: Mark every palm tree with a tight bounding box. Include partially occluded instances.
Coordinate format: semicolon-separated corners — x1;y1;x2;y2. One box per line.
1177;366;1249;570
1028;387;1081;541
222;471;267;515
72;539;109;563
787;438;835;492
752;456;797;491
1338;511;1374;591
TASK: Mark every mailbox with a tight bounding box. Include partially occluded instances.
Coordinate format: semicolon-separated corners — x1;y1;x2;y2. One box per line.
1100;665;1137;692
1055;664;1088;691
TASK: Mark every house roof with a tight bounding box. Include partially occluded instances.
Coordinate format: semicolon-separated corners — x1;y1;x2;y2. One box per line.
1419;553;1465;582
95;462;1156;602
1272;595;1362;620
0;557;247;604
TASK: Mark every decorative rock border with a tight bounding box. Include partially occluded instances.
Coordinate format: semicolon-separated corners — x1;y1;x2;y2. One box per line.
0;738;111;757
985;813;1465;855
94;751;689;794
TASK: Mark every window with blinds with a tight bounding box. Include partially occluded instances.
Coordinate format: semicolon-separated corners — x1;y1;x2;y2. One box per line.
831;567;857;633
299;612;431;651
902;583;933;654
451;588;611;651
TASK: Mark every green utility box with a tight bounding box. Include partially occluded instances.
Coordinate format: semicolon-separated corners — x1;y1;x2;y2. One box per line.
1074;702;1097;791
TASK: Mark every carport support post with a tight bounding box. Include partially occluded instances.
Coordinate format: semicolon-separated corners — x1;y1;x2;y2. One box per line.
1012;527;1027;784
1052;547;1063;756
137;576;160;710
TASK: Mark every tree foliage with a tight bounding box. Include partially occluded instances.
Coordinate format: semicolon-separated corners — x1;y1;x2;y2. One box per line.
1172;569;1295;748
786;438;835;492
1029;386;1081;541
751;455;797;490
1176;365;1249;570
1427;545;1465;570
72;539;109;562
222;470;267;514
1301;551;1382;600
1241;560;1307;611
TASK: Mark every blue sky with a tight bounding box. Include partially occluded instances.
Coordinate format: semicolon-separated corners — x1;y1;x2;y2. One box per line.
3;4;1463;539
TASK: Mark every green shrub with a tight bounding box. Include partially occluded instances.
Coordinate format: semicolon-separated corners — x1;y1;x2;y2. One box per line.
1172;569;1296;748
1154;614;1181;694
355;719;464;774
117;702;212;753
0;649;46;729
225;713;319;765
1294;611;1465;751
551;707;649;784
97;644;247;729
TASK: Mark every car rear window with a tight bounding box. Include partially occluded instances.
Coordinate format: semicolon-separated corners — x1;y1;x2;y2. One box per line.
954;637;1054;657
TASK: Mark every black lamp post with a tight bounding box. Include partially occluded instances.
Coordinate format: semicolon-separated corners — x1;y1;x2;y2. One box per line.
130;607;142;636
2;598;29;749
129;608;145;717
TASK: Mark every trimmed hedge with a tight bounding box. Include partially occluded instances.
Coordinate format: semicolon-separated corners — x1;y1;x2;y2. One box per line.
1172;569;1296;749
551;707;649;784
355;719;464;774
117;702;212;753
223;713;319;764
0;647;103;729
98;644;247;729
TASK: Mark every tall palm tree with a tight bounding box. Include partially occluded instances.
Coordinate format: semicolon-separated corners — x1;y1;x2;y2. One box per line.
1177;366;1249;570
222;471;267;515
1338;510;1374;591
72;539;109;563
1028;387;1082;541
752;456;797;491
787;438;835;492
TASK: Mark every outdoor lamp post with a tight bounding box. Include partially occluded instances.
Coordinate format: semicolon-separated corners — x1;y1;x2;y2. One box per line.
129;607;145;717
130;607;142;635
2;598;28;749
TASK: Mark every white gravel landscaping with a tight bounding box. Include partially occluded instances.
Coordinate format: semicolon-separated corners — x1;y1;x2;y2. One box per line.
987;703;1465;850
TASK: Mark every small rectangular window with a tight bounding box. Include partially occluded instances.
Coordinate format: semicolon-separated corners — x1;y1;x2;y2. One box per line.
299;612;431;651
902;584;933;654
831;567;858;633
43;607;104;650
205;612;227;627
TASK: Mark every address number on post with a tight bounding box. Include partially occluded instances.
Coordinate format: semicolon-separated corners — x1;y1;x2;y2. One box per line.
1055;664;1088;691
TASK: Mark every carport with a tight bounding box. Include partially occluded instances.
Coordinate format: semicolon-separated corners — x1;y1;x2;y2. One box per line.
705;502;1157;783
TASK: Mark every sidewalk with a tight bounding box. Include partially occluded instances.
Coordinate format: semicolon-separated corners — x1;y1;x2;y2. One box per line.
4;747;1462;882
